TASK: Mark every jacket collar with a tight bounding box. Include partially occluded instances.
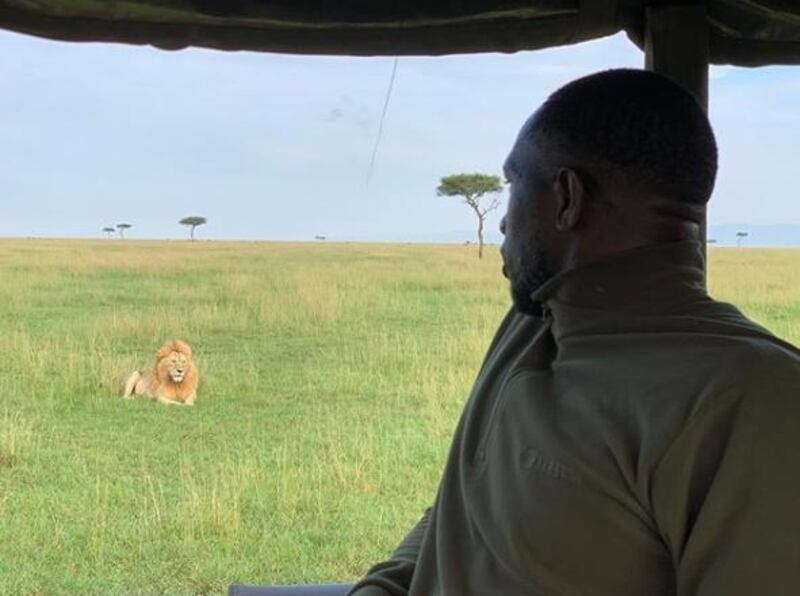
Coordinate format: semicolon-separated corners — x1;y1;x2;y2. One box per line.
530;241;707;316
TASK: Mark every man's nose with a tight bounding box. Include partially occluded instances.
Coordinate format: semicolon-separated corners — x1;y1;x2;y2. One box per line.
499;216;507;236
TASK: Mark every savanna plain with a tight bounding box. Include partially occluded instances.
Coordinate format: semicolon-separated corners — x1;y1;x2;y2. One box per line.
1;239;799;595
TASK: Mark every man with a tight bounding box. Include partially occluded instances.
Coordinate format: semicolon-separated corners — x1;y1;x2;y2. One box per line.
349;69;800;595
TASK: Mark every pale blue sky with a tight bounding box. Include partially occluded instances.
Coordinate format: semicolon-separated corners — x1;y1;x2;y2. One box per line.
1;30;798;241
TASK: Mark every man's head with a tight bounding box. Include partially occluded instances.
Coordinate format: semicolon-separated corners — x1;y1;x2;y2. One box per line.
500;68;717;314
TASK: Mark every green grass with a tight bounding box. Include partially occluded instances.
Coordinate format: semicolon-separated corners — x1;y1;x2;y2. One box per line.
0;239;798;595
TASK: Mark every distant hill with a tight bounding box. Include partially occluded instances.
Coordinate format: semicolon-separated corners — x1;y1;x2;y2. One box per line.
399;225;800;248
397;229;504;245
334;224;800;247
708;224;800;247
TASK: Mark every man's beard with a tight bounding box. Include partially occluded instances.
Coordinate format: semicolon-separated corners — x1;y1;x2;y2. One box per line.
509;246;556;317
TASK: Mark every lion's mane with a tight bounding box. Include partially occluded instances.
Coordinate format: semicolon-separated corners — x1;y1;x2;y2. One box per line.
120;339;199;406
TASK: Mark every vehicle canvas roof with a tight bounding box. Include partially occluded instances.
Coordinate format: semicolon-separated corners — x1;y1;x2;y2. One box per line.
0;1;798;65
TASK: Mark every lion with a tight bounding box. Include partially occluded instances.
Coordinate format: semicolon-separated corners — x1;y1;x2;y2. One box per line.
120;340;199;406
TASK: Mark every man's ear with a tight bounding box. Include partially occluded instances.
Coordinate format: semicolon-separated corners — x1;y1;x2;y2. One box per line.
553;167;586;231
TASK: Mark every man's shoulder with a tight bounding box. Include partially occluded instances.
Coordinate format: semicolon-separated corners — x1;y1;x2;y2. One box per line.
691;297;800;362
687;314;800;421
749;337;800;386
687;297;800;379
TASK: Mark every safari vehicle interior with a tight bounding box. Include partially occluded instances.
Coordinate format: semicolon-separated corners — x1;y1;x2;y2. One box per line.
2;1;799;594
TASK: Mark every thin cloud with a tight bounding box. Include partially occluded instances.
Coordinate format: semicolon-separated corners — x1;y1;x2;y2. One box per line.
324;95;371;132
325;107;343;122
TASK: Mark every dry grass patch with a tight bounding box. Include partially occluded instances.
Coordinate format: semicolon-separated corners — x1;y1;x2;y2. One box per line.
0;409;33;469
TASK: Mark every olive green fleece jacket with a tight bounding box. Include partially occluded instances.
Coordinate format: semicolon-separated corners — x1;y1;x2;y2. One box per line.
350;241;800;596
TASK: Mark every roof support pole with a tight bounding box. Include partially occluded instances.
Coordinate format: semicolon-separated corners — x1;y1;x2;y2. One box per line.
644;3;709;111
644;3;709;269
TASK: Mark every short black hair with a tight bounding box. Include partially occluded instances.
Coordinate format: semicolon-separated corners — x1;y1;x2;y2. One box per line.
529;68;717;205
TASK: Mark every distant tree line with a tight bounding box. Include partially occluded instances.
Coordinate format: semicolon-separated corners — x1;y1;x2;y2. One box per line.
101;217;207;241
707;232;751;247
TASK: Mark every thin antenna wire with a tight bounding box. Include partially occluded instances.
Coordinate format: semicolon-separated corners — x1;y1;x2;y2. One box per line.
366;56;399;185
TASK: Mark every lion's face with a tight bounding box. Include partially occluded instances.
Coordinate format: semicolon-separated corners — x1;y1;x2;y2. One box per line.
155;340;194;385
163;351;189;383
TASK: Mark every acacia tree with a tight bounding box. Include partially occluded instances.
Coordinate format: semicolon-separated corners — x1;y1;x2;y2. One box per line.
437;173;503;259
116;223;132;238
736;231;749;247
102;227;116;238
179;216;207;241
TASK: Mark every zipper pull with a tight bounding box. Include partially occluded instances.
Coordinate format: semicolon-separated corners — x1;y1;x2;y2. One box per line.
540;303;551;322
